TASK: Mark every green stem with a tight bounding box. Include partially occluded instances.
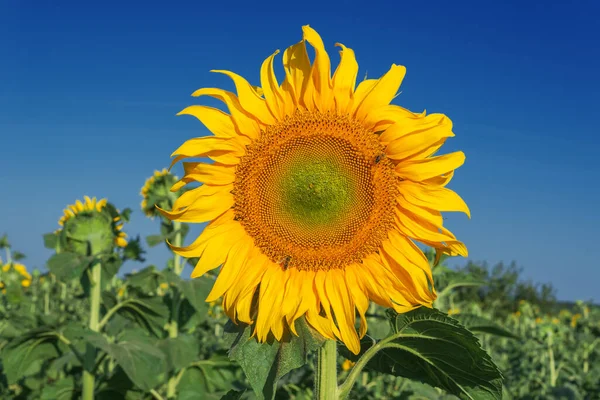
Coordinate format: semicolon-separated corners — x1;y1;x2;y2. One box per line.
173;221;183;276
4;248;11;265
44;290;50;315
82;262;102;400
166;222;183;399
547;332;557;387
315;339;338;400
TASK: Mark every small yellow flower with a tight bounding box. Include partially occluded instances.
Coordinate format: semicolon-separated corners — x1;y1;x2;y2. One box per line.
342;359;356;371
513;311;521;317
571;314;581;328
159;282;169;290
13;263;31;280
535;317;543;324
559;309;570;317
117;287;125;297
551;318;559;324
0;281;4;289
447;308;460;315
21;279;31;288
2;264;10;272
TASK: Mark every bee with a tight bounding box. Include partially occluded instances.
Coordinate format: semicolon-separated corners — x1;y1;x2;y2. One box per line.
374;153;386;164
277;255;291;270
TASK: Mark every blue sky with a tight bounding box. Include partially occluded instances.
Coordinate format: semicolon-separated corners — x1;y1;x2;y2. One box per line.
1;1;599;302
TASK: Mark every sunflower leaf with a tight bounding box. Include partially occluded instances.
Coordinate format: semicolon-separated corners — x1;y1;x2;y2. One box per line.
343;307;503;400
1;328;61;384
46;252;91;282
224;317;325;400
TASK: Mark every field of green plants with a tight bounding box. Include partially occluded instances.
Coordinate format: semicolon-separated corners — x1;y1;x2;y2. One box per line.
0;174;598;400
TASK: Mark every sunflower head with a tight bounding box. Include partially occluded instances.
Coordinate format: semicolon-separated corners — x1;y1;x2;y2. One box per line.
56;196;128;255
140;169;181;219
164;26;469;354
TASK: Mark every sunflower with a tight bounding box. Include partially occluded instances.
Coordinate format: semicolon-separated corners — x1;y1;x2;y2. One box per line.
140;169;181;218
162;26;469;354
57;196;128;251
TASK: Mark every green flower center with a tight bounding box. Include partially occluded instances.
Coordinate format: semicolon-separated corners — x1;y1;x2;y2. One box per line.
279;158;353;226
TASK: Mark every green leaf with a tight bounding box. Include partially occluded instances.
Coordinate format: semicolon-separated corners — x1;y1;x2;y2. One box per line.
348;308;503;400
146;234;165;248
120;208;132;222
454;314;520;340
125;266;162;292
178;275;214;315
123;235;146;262
225;317;325;400
1;330;60;384
86;330;167;391
101;254;123;281
102;295;169;337
158;334;199;372
47;252;90;282
177;356;239;399
39;377;76;400
220;389;247;400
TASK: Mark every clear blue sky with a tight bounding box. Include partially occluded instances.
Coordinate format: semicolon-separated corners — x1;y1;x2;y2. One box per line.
1;1;599;302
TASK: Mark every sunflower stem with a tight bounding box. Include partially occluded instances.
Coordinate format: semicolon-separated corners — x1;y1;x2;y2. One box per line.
82;261;102;400
166;221;183;398
173;221;183;276
316;339;338;400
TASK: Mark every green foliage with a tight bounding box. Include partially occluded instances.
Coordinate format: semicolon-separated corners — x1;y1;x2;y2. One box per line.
342;308;503;400
1;221;598;400
224;317;326;400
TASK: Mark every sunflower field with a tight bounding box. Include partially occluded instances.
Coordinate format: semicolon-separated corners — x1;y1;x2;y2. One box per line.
2;26;599;400
1;204;598;400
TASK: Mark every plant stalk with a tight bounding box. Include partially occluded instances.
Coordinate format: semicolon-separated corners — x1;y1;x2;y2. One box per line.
547;331;557;387
173;221;183;276
82;262;102;400
166;221;183;398
315;339;338;400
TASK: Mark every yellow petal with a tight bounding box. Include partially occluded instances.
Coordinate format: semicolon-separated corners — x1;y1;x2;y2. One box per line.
314;271;342;340
169;137;243;170
325;269;360;354
364;104;424;133
395;211;468;257
172;183;233;211
255;266;286;342
398;181;470;218
385;114;454;160
353;64;406;122
302;25;333;112
181;163;235;185
260;50;286;119
395;151;465;182
189;225;246;278
191;87;261;139
168;214;235;258
282;40;311;107
211;70;276;125
157;190;233;223
206;235;254;303
344;265;369;338
383;231;435;299
332;43;358;114
177;105;237;138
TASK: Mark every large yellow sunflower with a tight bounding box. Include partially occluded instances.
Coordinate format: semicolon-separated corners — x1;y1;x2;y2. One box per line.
162;26;469;354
